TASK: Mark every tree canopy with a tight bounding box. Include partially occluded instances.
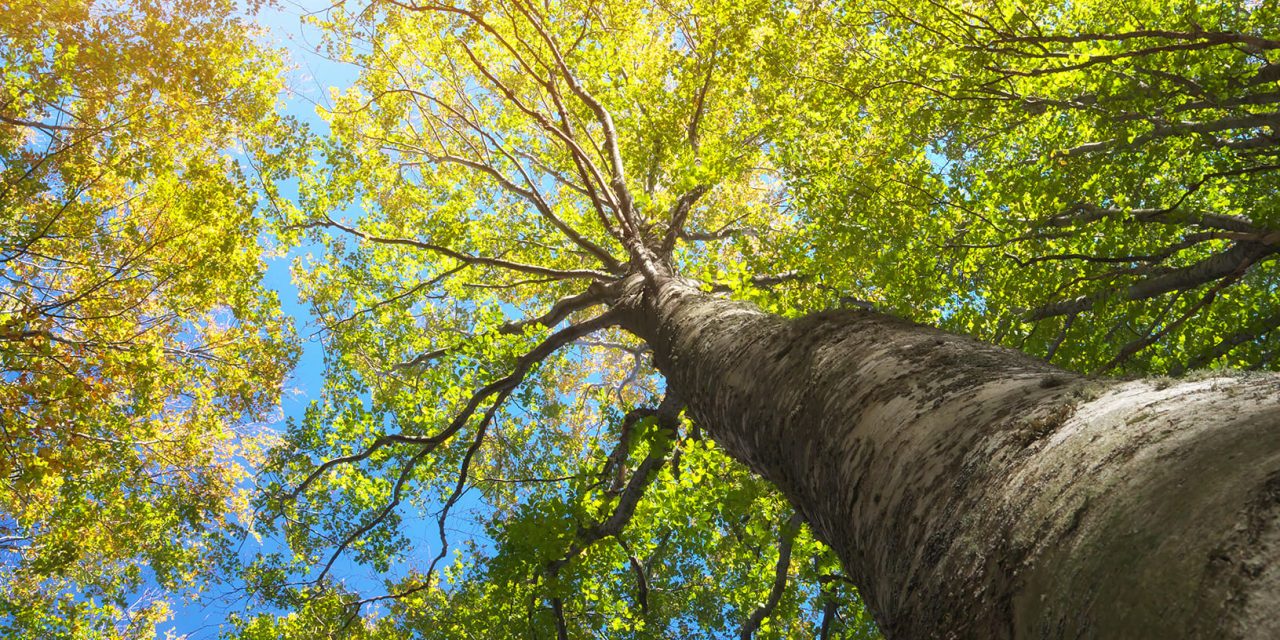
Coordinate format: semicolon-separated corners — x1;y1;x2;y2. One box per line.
0;0;295;635
2;0;1277;638
784;0;1280;375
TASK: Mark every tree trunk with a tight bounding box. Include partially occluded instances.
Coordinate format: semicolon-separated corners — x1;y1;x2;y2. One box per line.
616;276;1280;639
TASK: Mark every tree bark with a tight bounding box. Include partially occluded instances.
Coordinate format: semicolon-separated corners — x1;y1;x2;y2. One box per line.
616;276;1280;639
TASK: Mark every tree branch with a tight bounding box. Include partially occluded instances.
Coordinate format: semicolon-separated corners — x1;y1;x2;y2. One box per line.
1178;309;1280;373
289;216;612;281
989;29;1280;50
741;512;803;640
547;394;681;576
662;185;712;254
709;271;805;293
286;312;620;582
1025;241;1277;321
1098;267;1245;373
617;537;650;613
499;289;603;335
552;597;570;640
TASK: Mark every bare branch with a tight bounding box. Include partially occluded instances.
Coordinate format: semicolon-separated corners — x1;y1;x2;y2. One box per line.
289;217;612;281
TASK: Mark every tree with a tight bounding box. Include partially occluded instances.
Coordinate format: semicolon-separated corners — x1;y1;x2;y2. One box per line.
12;0;1261;637
251;1;872;636
0;1;296;636
231;0;1280;637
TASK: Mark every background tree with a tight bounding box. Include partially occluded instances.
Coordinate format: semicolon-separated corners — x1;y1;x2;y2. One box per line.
234;0;1280;638
784;0;1280;374
0;1;297;636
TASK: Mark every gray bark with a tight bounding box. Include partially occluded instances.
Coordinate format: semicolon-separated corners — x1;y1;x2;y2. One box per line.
615;276;1280;639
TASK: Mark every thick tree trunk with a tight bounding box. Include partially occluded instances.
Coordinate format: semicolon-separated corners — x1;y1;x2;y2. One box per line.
616;277;1280;639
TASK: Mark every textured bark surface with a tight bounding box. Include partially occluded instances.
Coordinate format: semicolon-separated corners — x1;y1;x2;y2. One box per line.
616;277;1280;639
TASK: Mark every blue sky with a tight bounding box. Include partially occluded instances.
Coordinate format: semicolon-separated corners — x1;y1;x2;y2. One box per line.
254;0;349;439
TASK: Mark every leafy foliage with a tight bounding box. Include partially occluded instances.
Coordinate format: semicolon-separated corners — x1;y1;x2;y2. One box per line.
779;0;1280;374
6;0;1278;637
237;0;1280;637
242;0;877;636
0;1;296;635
